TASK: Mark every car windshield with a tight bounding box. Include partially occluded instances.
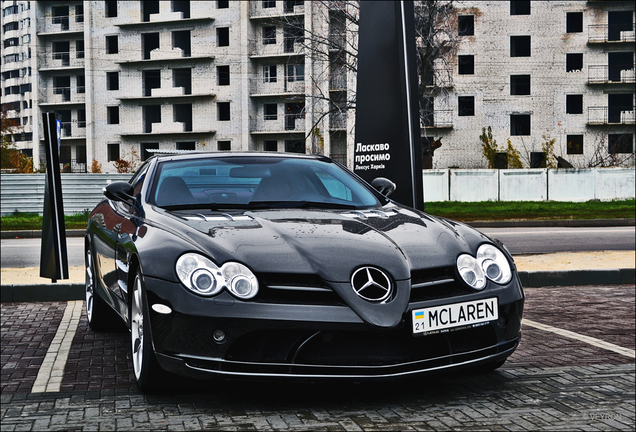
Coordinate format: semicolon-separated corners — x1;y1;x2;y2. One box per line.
149;156;382;210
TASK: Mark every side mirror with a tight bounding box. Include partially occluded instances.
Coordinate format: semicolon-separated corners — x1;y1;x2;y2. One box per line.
103;181;135;203
371;177;396;197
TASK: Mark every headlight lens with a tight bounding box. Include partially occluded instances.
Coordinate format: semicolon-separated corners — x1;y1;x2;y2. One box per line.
176;254;223;296
176;253;259;298
476;244;512;284
456;254;486;290
457;244;512;289
224;263;259;299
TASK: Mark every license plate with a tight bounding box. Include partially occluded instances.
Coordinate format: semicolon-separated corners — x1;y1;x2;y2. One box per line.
412;297;498;335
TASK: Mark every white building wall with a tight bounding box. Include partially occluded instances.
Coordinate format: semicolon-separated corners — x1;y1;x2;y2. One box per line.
428;1;635;170
13;1;632;174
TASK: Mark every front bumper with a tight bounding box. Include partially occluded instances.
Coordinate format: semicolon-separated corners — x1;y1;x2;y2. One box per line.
144;275;524;379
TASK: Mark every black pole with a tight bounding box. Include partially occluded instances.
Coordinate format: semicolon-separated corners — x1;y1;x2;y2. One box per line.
40;112;68;282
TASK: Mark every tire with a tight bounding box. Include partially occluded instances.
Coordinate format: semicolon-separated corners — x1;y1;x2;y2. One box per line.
130;268;163;392
85;247;119;331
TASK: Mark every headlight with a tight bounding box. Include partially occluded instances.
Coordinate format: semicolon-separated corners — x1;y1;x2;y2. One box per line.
176;253;259;299
176;254;223;296
476;244;512;285
457;244;512;289
222;262;259;299
456;254;486;290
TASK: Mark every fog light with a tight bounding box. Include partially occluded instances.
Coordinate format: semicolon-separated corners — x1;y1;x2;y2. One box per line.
497;316;506;328
151;304;172;315
213;329;226;343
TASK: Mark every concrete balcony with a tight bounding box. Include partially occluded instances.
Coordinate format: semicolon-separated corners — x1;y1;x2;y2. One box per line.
421;110;453;129
149;11;184;22
150;47;184;61
329;113;347;130
38;52;84;72
250;79;305;96
37;15;84;36
39;87;86;106
588;65;635;84
151;87;186;97
329;72;347;91
250;114;305;134
588;24;635;44
250;1;305;19
249;39;304;58
587;106;635;125
151;121;186;134
58;122;86;140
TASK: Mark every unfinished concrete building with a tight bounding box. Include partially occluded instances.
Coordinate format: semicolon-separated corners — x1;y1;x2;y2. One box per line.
2;1;633;172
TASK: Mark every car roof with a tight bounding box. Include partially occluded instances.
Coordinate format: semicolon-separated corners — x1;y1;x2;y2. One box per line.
151;151;332;164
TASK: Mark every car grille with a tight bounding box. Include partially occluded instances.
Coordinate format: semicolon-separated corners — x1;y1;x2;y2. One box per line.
224;325;498;366
255;273;345;306
255;268;473;305
409;267;472;302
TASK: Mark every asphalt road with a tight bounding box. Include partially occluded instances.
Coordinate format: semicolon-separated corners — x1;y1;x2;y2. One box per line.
1;226;634;268
480;226;636;255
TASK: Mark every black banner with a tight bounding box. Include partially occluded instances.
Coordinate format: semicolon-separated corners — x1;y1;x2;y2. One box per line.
354;1;423;210
40;112;68;282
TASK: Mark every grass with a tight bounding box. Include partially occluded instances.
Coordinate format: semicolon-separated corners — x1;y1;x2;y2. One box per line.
1;200;634;231
423;199;635;222
1;210;90;231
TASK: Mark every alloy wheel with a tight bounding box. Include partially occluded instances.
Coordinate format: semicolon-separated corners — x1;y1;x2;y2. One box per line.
85;249;94;322
131;276;144;381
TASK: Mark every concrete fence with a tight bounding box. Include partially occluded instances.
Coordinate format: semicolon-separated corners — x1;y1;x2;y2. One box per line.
1;173;131;215
1;168;634;215
423;167;635;202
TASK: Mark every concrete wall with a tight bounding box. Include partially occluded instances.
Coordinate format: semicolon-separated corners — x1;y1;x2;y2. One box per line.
1;168;633;215
423;167;635;202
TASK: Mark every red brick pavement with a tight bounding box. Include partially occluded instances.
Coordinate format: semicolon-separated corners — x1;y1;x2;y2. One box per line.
0;302;66;394
505;285;635;369
1;285;634;395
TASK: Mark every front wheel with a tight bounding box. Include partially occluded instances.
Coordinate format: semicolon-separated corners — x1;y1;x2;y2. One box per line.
130;269;163;392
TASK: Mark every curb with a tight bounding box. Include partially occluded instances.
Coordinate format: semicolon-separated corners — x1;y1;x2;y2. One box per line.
2;218;635;239
2;269;634;302
468;218;635;228
1;229;86;239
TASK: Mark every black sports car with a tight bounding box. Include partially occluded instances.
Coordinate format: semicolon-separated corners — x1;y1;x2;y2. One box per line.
85;152;524;391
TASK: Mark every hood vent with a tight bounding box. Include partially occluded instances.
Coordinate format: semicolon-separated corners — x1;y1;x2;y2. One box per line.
184;214;254;222
341;209;397;219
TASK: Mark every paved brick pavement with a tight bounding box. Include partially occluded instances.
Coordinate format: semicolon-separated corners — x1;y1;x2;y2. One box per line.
1;302;66;394
1;286;634;431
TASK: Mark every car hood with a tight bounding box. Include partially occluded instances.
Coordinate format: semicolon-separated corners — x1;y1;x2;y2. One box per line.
155;205;491;328
165;204;489;281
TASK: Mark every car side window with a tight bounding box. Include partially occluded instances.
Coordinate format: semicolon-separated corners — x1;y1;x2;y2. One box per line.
130;162;150;198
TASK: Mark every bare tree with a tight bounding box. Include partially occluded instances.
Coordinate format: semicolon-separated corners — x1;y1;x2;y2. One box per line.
583;131;635;168
414;1;458;168
277;1;459;163
275;0;359;149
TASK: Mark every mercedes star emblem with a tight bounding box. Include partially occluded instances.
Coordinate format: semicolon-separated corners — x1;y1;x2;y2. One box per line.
351;267;392;302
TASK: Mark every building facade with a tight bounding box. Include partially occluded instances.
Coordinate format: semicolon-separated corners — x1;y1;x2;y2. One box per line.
426;0;635;169
1;1;634;173
1;0;36;159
